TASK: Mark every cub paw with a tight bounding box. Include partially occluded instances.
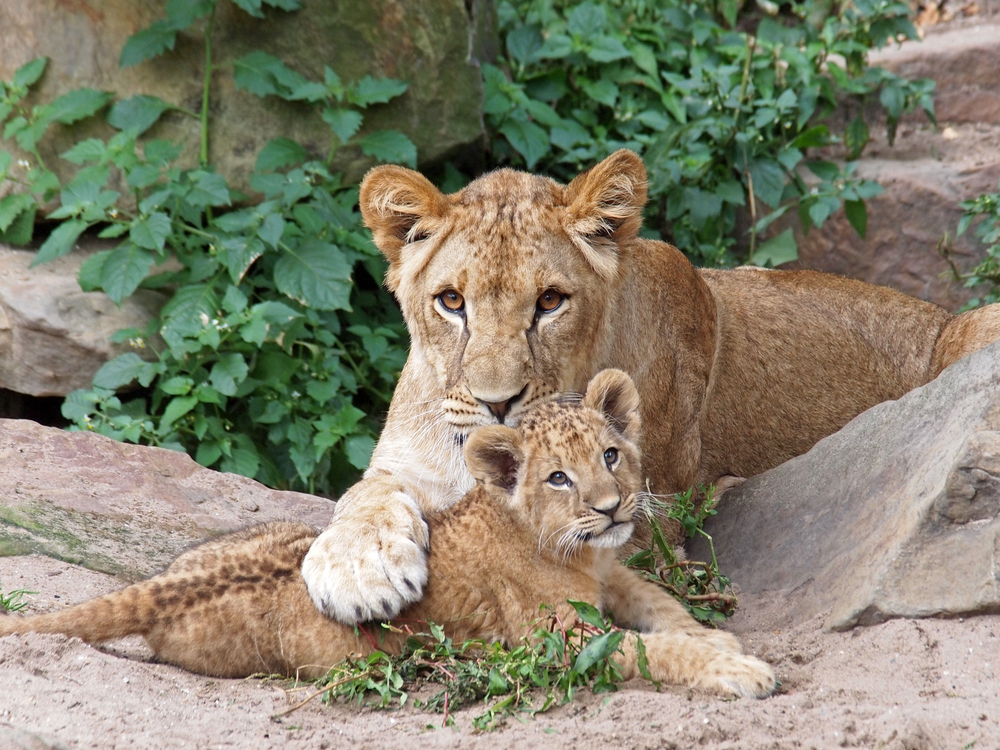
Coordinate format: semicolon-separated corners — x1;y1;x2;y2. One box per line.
301;490;429;625
709;652;777;699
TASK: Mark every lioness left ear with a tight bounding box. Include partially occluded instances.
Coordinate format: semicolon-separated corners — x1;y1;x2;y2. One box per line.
563;149;648;280
464;426;523;495
582;369;642;444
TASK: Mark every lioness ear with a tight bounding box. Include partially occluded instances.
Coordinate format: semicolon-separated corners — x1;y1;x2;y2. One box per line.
464;426;523;495
359;165;447;269
563;149;648;280
582;369;642;444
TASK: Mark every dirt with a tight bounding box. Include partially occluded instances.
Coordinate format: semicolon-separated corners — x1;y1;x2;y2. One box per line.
2;552;998;750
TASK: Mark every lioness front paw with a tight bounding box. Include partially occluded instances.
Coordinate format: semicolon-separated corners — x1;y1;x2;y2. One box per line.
302;490;429;624
708;652;776;699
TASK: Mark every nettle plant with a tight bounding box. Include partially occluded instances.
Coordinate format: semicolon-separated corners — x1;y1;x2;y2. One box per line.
0;0;417;495
940;184;1000;310
486;0;934;266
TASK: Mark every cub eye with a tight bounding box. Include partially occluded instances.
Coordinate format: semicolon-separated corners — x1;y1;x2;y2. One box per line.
548;471;570;487
604;448;619;468
438;289;465;313
536;289;564;314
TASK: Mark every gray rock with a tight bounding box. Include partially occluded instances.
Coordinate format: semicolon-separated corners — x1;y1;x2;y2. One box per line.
0;419;334;579
0;244;164;397
0;724;72;750
692;341;1000;630
0;0;491;199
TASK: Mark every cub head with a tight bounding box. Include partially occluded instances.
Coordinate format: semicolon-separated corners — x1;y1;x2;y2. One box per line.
463;369;644;554
359;150;648;434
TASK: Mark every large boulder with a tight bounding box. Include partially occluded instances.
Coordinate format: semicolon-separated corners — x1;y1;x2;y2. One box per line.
693;341;1000;630
0;0;492;197
0;418;334;579
0;243;163;397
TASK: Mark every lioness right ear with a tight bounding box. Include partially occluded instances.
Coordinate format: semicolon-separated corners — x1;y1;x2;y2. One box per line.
582;369;642;444
464;426;523;495
359;165;447;268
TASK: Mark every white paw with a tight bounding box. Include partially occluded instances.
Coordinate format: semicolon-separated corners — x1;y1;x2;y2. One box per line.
711;652;777;699
301;491;429;624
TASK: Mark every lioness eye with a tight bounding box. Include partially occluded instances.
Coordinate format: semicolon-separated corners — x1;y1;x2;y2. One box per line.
536;289;563;313
438;289;465;312
548;471;570;487
604;448;619;468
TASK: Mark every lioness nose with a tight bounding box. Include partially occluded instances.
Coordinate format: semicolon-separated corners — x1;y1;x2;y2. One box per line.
482;399;510;423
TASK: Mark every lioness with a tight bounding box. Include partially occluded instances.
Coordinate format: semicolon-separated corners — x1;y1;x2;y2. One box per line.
0;371;775;697
302;149;1000;625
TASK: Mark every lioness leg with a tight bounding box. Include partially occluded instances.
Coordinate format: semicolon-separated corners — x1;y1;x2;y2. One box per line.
301;474;430;623
618;631;775;698
931;304;1000;376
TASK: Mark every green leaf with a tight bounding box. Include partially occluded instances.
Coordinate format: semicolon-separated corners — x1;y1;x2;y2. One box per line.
587;35;631;63
322;107;364;144
77;249;111;291
14;57;48;89
233;51;290;97
231;0;265;17
507;25;544;65
187;171;231;207
629;42;658;77
0;193;36;233
160;395;198;430
572;631;623;676
344;434;376;470
120;21;178;67
844;199;868;238
274;239;352;310
44;89;113;124
569;600;606;629
789;125;830;149
255;137;307;172
580;79;618;108
750;228;798;268
93;352;157;389
748;157;785;209
130;212;172;251
349;76;408;107
499;119;549;169
100;242;155;304
880;84;905;120
844;116;869;160
359;130;417;168
166;0;215;28
210;353;249;396
32;220;89;266
61;138;109;165
195;441;223;467
806;160;840;182
257;213;285;249
107;95;172;135
0;204;36;246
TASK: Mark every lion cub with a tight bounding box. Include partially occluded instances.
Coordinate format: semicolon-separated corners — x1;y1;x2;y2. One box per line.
0;370;774;698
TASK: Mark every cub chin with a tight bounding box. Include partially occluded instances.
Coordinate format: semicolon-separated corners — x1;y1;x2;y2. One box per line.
0;369;774;698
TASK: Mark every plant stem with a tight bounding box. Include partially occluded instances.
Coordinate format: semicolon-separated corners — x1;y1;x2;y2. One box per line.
200;6;216;168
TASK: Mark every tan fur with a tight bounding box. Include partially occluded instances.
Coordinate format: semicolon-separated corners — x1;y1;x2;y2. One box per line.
0;372;774;697
301;150;1000;624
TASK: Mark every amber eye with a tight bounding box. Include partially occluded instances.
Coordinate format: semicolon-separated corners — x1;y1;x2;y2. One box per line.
438;289;465;312
548;471;570;487
604;448;619;469
536;289;564;313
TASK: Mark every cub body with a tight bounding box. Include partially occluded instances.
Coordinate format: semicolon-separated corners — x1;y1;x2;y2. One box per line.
0;371;775;698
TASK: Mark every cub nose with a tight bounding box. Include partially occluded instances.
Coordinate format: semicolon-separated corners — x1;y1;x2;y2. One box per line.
594;498;622;518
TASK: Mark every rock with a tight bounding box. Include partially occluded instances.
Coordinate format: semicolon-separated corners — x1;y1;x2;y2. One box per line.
0;0;492;198
0;419;334;579
0;724;72;750
787;157;1000;311
692;341;1000;631
871;23;1000;126
0;243;164;397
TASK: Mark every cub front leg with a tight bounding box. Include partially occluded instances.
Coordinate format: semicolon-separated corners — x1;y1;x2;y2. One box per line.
301;474;429;624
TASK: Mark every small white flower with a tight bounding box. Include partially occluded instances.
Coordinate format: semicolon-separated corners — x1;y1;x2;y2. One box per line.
129;337;146;349
199;312;210;326
17;159;29;169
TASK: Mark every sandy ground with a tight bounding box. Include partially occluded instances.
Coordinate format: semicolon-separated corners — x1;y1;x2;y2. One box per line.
1;553;998;750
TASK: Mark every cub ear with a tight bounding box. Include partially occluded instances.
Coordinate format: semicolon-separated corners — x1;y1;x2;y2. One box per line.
582;369;642;444
562;149;648;280
464;426;523;495
359;165;447;268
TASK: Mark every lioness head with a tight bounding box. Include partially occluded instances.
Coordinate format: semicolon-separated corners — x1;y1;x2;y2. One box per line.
463;369;643;553
359;150;648;433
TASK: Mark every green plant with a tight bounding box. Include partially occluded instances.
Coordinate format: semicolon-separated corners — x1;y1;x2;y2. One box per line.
0;2;418;495
626;485;735;624
288;602;649;731
940;182;1000;310
485;0;933;266
0;584;34;613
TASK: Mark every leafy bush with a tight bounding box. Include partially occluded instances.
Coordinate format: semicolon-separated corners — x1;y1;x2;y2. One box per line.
485;0;935;266
940;183;1000;309
0;0;416;495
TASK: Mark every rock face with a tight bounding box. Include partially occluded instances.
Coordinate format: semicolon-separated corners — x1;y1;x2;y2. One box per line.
0;419;334;579
0;0;491;196
0;244;163;397
693;341;1000;631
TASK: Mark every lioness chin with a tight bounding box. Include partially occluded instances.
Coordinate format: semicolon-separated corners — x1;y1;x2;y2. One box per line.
0;370;775;699
302;149;1000;624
